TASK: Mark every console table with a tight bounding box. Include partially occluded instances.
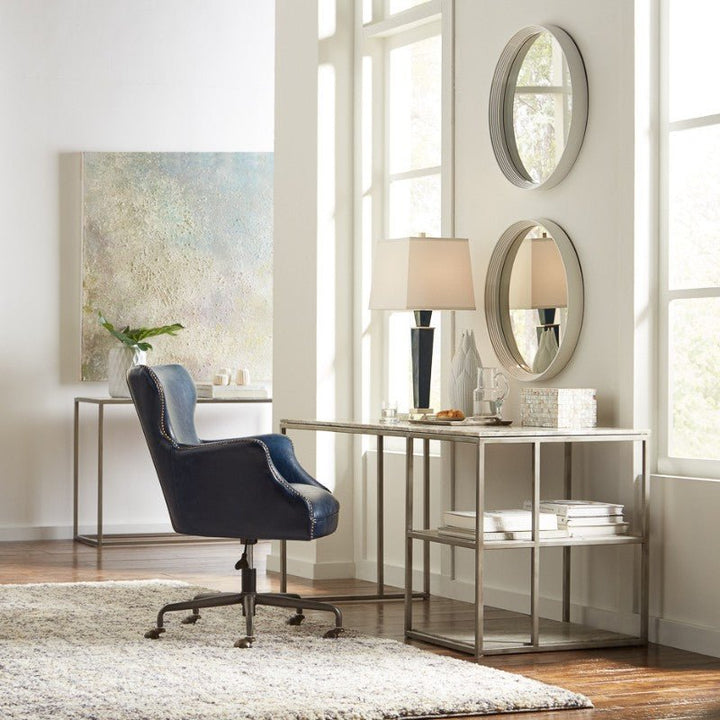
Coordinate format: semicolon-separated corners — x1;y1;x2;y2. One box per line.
74;395;272;548
280;418;649;657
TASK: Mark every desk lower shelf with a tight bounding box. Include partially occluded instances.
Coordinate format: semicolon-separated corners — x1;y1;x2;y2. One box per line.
410;528;645;550
407;601;643;656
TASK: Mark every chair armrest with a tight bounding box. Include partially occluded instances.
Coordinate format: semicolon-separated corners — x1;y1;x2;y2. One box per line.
168;438;316;539
200;434;327;490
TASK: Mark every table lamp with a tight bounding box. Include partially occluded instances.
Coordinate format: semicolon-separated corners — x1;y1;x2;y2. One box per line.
369;235;476;414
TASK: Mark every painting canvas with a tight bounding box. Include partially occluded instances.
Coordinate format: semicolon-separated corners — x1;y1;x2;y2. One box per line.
81;152;273;383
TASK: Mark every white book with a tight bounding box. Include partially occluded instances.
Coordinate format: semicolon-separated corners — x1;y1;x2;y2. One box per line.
523;499;624;518
565;523;629;537
442;509;558;533
437;526;569;541
558;516;626;527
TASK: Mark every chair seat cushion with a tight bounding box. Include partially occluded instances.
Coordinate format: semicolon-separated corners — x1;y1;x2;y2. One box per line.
289;483;339;538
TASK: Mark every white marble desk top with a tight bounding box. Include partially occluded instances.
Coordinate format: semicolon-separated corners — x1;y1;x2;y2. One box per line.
279;418;649;443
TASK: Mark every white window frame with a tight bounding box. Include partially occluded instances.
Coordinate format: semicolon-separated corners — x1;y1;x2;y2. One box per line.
354;0;454;444
657;0;720;480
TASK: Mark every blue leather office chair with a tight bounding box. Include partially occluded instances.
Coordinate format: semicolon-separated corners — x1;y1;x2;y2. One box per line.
127;364;343;648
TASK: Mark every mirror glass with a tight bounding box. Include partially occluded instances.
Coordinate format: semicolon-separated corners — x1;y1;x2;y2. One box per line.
512;33;572;185
485;219;583;381
489;25;587;190
505;225;568;374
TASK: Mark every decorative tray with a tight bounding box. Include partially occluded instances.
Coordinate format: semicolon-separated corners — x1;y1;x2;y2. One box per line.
408;416;512;427
463;417;512;426
408;417;465;426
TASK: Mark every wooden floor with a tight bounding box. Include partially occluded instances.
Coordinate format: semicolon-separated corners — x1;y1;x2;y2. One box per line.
2;540;720;719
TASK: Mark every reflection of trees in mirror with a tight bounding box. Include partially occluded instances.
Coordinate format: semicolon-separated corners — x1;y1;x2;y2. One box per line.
517;32;554;86
513;33;572;183
509;308;538;369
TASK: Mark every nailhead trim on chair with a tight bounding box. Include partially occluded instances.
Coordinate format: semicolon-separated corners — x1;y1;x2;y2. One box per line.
144;366;316;539
146;366;177;446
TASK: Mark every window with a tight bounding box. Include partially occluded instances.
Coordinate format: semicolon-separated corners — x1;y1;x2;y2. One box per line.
358;1;446;420
659;0;720;477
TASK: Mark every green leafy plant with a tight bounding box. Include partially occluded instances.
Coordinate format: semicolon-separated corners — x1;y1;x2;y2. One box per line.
98;312;184;352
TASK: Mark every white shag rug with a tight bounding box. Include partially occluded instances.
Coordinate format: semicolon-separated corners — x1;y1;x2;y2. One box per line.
0;580;592;719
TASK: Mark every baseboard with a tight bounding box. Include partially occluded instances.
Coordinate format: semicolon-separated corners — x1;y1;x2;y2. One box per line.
653;616;720;658
358;559;639;630
0;522;206;542
356;560;720;659
0;525;74;542
266;553;356;580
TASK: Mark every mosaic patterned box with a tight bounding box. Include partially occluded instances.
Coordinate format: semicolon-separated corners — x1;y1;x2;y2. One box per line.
521;388;597;428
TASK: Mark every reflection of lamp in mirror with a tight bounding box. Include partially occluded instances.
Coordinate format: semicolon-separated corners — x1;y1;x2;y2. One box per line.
510;233;568;372
530;234;568;339
369;236;476;414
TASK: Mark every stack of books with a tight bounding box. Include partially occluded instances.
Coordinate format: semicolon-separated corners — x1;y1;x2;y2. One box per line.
522;499;628;537
437;509;570;541
195;382;269;399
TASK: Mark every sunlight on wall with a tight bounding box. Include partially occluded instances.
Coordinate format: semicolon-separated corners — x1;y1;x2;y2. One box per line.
317;61;337;488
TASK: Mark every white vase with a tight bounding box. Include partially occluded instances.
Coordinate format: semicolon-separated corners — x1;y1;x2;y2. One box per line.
532;328;559;374
448;330;482;416
107;346;147;398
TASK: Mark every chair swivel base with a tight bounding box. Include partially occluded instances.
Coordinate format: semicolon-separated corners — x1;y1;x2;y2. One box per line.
144;577;344;647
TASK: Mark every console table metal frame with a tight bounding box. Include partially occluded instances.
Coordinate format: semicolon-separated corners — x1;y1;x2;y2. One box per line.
280;419;649;656
73;395;272;548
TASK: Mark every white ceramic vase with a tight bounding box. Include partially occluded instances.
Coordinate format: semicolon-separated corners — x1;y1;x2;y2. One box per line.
448;329;482;416
107;346;147;398
532;329;559;374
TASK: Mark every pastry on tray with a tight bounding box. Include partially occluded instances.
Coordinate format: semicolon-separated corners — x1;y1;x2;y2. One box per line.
435;409;465;420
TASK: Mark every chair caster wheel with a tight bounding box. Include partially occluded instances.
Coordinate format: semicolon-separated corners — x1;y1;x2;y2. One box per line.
181;614;201;624
323;627;344;639
144;627;166;639
234;636;255;648
286;613;305;626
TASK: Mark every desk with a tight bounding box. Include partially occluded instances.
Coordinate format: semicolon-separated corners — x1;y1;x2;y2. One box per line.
280;418;649;656
74;395;272;548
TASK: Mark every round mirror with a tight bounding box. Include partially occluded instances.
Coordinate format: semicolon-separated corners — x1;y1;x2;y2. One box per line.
485;219;583;380
489;25;588;190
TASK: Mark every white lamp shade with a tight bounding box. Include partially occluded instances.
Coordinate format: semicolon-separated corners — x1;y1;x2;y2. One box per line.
509;236;568;310
369;236;476;311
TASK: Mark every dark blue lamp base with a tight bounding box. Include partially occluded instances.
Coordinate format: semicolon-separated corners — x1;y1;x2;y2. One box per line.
411;310;434;412
537;308;560;344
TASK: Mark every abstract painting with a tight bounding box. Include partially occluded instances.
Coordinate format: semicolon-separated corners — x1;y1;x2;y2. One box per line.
81;152;273;383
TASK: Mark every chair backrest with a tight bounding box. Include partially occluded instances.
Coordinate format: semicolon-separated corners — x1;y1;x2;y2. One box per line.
127;364;202;534
127;364;201;447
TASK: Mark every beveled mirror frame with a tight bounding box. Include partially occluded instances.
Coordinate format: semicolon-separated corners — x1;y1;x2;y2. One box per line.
489;25;588;190
485;219;583;381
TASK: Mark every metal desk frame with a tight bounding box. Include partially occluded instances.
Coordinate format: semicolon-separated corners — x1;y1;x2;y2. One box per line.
280;419;649;656
73;395;272;548
279;419;426;603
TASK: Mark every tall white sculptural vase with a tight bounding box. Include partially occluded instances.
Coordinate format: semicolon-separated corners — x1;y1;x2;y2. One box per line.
448;329;482;416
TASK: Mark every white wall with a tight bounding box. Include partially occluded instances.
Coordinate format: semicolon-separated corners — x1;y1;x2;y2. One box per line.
0;0;275;539
449;0;657;643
